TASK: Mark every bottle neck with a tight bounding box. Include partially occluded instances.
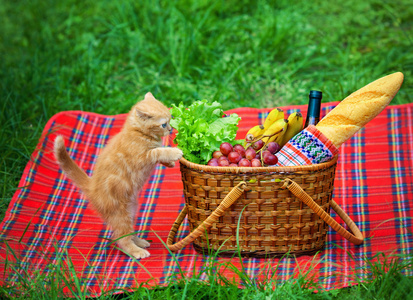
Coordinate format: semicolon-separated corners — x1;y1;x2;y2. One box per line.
305;92;322;127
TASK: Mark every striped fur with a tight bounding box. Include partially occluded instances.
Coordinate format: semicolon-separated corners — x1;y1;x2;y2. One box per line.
53;92;182;259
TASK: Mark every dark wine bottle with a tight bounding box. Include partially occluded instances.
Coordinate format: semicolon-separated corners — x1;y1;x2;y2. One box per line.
304;90;322;127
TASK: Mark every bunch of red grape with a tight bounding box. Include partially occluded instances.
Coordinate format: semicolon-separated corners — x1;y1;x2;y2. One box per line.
207;141;281;167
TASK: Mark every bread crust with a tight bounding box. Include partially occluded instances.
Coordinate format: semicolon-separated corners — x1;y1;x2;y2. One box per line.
316;72;404;147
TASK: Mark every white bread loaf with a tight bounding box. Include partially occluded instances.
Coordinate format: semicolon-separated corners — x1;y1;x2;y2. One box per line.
316;72;404;148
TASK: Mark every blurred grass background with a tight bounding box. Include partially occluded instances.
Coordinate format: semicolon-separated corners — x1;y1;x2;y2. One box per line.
0;0;413;298
1;0;412;227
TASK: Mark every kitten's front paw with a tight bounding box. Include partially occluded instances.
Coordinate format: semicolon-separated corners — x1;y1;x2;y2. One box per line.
170;147;183;161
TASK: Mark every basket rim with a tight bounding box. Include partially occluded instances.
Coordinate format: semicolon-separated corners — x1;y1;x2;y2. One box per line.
179;154;338;174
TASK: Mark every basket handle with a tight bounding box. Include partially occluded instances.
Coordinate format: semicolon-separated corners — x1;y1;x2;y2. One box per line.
282;178;364;245
167;181;247;252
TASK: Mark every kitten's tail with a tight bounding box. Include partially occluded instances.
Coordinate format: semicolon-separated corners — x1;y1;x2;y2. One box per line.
54;135;91;194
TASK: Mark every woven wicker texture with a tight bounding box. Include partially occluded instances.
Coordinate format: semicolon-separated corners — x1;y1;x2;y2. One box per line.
176;155;342;257
282;178;363;245
167;182;247;252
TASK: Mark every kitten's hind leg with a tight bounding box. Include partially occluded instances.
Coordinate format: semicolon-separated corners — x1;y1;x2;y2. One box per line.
132;236;150;248
107;212;150;259
128;200;151;249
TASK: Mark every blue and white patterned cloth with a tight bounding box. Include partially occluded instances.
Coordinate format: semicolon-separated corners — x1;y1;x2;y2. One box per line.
276;125;339;166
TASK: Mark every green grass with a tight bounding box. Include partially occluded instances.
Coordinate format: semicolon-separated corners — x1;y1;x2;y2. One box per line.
1;235;412;299
1;0;413;298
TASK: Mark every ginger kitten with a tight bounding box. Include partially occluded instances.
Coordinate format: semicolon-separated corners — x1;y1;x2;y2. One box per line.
54;92;182;259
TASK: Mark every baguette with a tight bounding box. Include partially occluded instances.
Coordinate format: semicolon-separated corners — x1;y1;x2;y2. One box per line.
316;72;404;148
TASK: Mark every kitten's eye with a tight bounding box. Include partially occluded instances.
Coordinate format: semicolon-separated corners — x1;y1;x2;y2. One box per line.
162;122;167;128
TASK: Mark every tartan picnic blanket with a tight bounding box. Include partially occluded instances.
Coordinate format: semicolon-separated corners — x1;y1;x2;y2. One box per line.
1;102;412;296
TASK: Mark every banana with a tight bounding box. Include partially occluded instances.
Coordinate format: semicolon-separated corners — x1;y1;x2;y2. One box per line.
263;108;284;130
261;118;288;145
273;119;289;145
245;124;265;143
274;125;287;145
279;112;304;147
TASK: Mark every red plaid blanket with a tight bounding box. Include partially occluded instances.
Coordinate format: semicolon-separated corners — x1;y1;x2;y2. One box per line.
1;102;412;296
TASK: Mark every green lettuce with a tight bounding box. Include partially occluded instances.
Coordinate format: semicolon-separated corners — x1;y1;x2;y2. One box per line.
170;100;240;165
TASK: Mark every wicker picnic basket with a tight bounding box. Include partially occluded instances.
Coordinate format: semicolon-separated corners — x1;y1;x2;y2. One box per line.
167;155;364;257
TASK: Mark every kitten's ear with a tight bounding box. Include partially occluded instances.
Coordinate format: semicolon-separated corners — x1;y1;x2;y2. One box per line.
135;108;152;120
144;92;155;100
